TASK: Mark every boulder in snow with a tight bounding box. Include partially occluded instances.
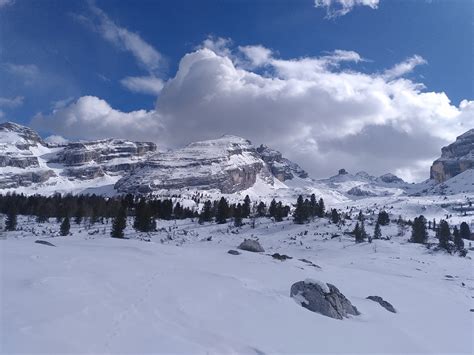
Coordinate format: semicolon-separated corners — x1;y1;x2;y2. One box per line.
290;279;360;319
238;239;265;253
366;296;396;313
35;240;56;247
227;249;241;255
271;253;292;261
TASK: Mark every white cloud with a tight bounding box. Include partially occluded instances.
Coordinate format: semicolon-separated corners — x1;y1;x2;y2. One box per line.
120;76;164;95
33;41;473;182
31;96;164;143
44;135;69;145
0;96;24;108
1;63;39;81
0;0;15;9
79;1;163;74
155;46;471;181
315;0;379;18
383;55;427;80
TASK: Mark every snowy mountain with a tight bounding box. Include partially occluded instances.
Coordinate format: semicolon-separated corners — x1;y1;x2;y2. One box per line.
430;129;474;183
0;122;473;200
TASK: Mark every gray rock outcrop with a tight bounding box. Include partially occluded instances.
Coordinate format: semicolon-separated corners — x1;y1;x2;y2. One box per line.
256;144;308;181
290;279;360;319
366;296;396;313
430;129;474;183
238;239;265;253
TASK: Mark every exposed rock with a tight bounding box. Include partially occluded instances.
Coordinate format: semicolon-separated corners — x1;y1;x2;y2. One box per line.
52;139;156;166
271;253;292;261
290;279;360;319
347;186;377;197
238;239;265;253
116;136;274;194
366;296;396;313
64;166;105;180
0;170;56;189
0;155;39;168
299;258;321;268
377;173;405;184
430;129;474;183
338;168;348;175
227;249;241;255
35;240;56;247
256;144;308;181
0;122;45;147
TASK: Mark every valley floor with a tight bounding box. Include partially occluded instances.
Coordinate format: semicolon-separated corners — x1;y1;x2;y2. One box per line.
1;217;473;354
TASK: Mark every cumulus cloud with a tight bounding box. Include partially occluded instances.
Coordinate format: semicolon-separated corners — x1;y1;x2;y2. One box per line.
31;96;164;143
33;39;473;182
315;0;379;18
155;43;471;181
120;76;164;96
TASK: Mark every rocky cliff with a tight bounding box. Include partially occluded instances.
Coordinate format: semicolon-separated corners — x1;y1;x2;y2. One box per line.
115;136;274;194
430;129;474;183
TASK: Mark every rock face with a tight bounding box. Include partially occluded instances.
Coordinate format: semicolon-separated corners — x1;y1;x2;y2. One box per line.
290;279;360;319
0;122;157;191
366;296;396;313
430;129;474;183
256;145;308;181
238;239;265;253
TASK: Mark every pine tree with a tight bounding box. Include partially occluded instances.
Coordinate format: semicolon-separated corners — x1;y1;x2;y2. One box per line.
374;221;382;239
133;199;155;232
410;215;428;244
215;197;229;224
358;210;364;222
310;194;318;218
242;195;251;218
268;199;277;219
293;195;308;224
274;202;284;222
353;222;364;243
111;206;127;239
60;216;70;236
5;207;17;231
459;222;471;240
437;220;451;251
377;210;390;226
199;200;213;223
453;226;464;251
234;203;243;227
331;209;340;224
256;201;266;217
318;198;325;217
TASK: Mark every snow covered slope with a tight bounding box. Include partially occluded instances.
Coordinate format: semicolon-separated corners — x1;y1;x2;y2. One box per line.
1;216;472;354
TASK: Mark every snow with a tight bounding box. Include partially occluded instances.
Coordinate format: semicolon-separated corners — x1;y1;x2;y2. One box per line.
304;278;330;293
1;215;473;354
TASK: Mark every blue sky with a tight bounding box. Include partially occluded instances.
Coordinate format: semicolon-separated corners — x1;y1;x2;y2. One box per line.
0;0;473;180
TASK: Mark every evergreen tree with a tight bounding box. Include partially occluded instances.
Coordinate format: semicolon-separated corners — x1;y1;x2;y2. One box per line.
274;202;285;222
293;195;308;224
331;209;340;224
357;210;364;222
437;220;451;251
310;194;318;217
459;222;471;240
111;206;127;239
242;195;251;218
133;199;155;232
215;197;229;224
60;216;70;236
353;222;365;243
74;205;84;225
453;226;464;251
318;198;325;217
410;215;428;244
199;200;213;223
256;201;266;217
377;210;390;226
5;207;17;231
268;199;277;219
374;221;382;239
234;203;243;227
